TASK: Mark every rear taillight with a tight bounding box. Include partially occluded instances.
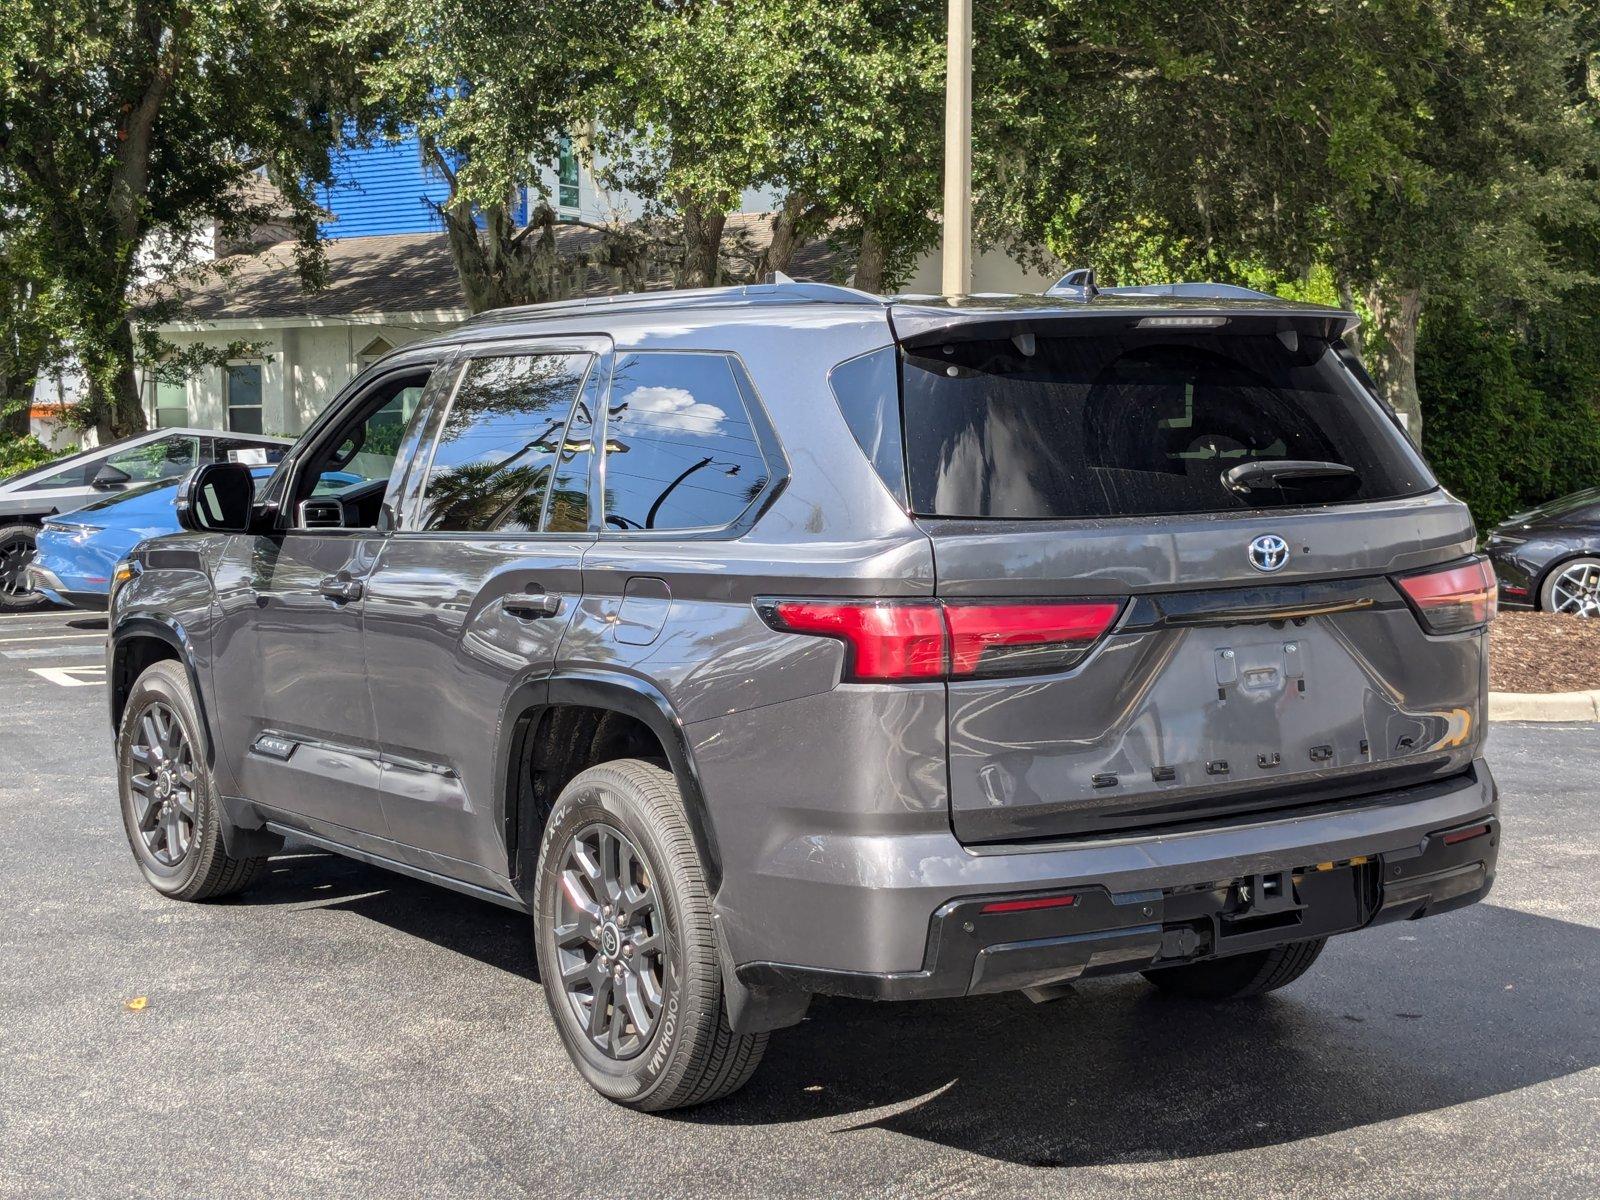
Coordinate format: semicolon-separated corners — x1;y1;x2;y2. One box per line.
1395;557;1497;634
759;598;1123;682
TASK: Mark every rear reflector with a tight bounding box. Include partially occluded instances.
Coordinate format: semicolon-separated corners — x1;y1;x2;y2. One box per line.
1394;558;1497;634
979;894;1079;914
1441;822;1491;846
760;598;1124;681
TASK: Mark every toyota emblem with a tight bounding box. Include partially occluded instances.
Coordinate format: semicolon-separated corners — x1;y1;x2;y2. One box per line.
1248;533;1290;573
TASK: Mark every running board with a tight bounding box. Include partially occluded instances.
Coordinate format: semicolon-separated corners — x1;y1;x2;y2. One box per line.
263;821;528;913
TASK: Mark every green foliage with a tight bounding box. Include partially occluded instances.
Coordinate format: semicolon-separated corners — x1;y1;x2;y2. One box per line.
0;434;67;480
1418;298;1600;531
0;0;384;435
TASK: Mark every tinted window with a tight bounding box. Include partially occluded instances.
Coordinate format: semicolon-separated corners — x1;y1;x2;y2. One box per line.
902;332;1435;519
829;347;906;504
105;435;199;483
419;354;590;532
601;353;770;532
544;369;597;533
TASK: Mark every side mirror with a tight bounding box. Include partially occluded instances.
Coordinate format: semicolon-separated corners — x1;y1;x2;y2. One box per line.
91;463;131;489
176;462;256;533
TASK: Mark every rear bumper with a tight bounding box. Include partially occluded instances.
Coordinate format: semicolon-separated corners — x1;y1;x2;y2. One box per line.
25;564;107;610
726;761;1498;1001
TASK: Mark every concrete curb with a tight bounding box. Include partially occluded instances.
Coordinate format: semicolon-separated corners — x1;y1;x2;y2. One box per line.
1488;689;1600;723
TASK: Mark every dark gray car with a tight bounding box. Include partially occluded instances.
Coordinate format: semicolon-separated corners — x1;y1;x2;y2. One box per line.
106;279;1499;1111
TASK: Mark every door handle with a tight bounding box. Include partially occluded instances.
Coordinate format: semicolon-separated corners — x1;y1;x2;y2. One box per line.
318;574;364;603
504;590;562;619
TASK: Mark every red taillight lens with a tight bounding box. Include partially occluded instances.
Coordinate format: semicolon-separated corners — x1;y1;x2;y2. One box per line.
765;600;946;680
944;601;1123;678
760;598;1122;681
1395;558;1497;634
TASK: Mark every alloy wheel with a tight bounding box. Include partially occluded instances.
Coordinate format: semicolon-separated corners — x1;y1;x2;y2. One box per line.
552;822;666;1060
0;533;36;600
127;702;199;868
1549;562;1600;617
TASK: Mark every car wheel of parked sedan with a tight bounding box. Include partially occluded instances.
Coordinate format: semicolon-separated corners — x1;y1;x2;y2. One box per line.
117;660;269;900
1540;556;1600;617
0;524;48;610
533;759;767;1111
1141;938;1326;999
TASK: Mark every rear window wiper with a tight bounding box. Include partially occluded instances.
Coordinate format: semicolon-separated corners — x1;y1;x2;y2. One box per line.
1223;459;1358;494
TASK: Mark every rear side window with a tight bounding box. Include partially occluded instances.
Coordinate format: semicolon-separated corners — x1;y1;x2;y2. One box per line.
829;348;906;505
601;352;771;532
902;332;1435;519
417;353;591;532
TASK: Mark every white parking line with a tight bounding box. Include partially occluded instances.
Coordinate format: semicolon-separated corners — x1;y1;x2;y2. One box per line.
29;665;106;687
0;632;105;644
3;644;104;659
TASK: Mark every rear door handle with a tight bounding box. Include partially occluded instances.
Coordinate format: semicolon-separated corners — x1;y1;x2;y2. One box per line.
504;590;562;619
318;574;364;603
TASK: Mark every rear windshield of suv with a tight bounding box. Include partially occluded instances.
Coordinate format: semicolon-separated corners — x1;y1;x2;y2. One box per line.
901;331;1435;519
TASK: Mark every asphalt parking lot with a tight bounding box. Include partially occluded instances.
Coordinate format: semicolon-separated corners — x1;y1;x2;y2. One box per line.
0;605;1596;1199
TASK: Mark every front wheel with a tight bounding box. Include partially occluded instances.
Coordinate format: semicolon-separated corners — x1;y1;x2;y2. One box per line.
0;525;48;610
1141;938;1326;999
1540;557;1600;616
533;759;766;1111
116;660;268;900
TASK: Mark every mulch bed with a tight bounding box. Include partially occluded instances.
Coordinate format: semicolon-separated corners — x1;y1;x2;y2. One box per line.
1489;610;1600;693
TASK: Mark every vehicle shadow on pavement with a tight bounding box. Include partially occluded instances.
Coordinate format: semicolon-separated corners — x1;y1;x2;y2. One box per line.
243;850;537;979
686;903;1600;1166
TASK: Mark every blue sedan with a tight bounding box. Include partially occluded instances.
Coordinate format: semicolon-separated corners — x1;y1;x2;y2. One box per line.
29;468;359;610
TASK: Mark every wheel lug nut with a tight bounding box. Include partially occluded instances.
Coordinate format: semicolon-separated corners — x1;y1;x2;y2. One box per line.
623;944;634;958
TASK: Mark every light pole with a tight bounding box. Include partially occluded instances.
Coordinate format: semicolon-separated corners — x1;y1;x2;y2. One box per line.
941;0;972;297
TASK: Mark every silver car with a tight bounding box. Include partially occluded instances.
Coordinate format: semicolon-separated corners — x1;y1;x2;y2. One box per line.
108;278;1499;1111
0;428;289;608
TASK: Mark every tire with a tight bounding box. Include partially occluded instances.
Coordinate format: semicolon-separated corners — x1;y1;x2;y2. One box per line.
533;758;766;1111
1141;937;1326;999
116;660;268;900
1538;556;1600;616
0;524;49;611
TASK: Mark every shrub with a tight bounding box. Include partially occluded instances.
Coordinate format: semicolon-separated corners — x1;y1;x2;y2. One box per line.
0;434;70;481
1417;299;1600;532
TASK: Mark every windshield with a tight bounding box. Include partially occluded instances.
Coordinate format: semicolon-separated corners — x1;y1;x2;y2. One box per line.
901;331;1435;519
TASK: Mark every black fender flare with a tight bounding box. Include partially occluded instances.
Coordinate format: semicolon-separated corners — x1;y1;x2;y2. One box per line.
109;615;217;766
495;669;724;894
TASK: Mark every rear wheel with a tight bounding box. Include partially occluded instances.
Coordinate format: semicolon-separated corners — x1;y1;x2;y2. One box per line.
1540;556;1600;616
1141;938;1326;999
0;524;48;610
533;759;766;1111
116;660;268;900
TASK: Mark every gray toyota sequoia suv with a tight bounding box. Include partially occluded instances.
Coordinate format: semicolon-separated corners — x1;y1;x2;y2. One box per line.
108;277;1499;1111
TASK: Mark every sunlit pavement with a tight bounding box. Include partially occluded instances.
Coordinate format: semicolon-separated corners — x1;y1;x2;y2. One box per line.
1;605;1595;1198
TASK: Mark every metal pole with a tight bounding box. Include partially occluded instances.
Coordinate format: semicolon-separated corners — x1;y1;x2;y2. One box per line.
941;0;973;297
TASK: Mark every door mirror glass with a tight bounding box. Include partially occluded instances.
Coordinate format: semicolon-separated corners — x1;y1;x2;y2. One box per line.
177;462;256;533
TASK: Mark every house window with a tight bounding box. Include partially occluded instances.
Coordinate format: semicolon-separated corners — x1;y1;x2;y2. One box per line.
154;379;188;428
225;363;264;434
557;137;580;210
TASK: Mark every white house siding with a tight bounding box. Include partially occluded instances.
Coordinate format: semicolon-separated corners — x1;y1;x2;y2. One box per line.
153;314;461;438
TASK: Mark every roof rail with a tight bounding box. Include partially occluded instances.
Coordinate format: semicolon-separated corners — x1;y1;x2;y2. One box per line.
459;278;884;328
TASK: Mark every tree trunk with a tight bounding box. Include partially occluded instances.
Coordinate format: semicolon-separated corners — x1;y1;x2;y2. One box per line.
852;223;889;294
88;320;147;440
756;193;815;279
1363;284;1424;443
679;200;727;288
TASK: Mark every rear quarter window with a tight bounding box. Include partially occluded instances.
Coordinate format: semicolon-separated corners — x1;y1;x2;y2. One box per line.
902;331;1435;519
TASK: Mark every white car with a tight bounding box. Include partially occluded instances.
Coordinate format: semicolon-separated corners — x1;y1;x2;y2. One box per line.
0;428;289;609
